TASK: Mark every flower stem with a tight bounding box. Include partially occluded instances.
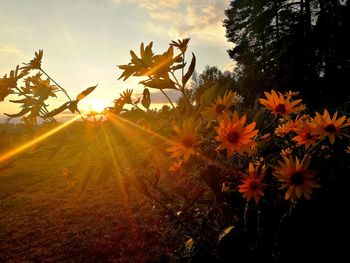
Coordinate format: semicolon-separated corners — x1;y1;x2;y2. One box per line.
159;89;176;109
40;68;72;101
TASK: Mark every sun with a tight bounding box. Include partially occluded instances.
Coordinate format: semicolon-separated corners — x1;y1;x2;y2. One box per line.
86;99;109;112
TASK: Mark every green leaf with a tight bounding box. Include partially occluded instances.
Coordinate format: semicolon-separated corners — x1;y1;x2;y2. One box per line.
253;109;266;129
182;52;196;86
199;84;219;107
76;85;97;101
258;137;273;154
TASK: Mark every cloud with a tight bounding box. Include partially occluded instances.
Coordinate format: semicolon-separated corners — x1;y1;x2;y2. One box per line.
112;0;230;45
0;45;20;55
223;62;237;72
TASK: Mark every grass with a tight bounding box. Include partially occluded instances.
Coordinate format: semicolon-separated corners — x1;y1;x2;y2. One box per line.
0;127;173;262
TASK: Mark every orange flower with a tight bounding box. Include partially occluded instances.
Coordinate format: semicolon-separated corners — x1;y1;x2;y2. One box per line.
275;115;307;136
168;159;183;173
280;148;293;158
345;146;350;154
285;90;300;100
292;122;319;149
311;109;350;144
166;120;200;162
273;155;320;203
201;90;238;125
238;163;266;203
259;90;304;115
215;112;258;157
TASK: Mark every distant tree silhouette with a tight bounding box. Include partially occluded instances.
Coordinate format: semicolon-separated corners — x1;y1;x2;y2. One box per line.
224;0;350;108
191;66;236;105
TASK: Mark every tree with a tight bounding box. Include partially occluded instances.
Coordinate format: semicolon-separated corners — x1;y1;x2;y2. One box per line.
191;66;236;105
224;0;350;108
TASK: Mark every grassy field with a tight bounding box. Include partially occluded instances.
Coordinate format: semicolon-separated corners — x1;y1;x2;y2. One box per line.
0;124;174;262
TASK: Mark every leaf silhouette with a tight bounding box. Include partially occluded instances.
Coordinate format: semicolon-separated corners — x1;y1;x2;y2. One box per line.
5;107;31;118
76;85;97;101
141;88;151;109
140;78;176;90
44;102;70;118
133;177;151;197
182;52;196;86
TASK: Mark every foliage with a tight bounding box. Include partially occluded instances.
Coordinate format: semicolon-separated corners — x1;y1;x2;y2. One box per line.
1;38;349;262
224;0;350;108
0;50;97;126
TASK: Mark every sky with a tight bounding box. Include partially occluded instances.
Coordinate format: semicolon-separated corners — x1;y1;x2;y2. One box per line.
0;0;233;119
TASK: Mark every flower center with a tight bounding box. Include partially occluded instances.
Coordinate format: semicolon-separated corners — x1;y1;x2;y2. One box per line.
216;104;226;114
275;104;286;114
249;181;260;190
227;132;239;143
290;171;305;186
305;133;313;140
324;124;336;133
182;138;193;148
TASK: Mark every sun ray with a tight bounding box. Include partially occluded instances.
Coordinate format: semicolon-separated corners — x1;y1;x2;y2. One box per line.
105;112;222;167
105;112;173;145
0;114;82;163
101;125;141;236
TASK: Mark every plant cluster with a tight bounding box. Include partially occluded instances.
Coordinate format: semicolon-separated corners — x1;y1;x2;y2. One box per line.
1;39;349;262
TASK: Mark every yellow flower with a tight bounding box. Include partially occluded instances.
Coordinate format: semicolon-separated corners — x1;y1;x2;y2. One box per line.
21;50;43;72
166;119;200;162
0;77;13;101
259;90;304;115
292;122;319;149
311;109;350;144
201;90;237;125
273;155;320;203
0;66;24;101
169;38;190;53
112;98;125;115
238;163;266;203
215;112;258;157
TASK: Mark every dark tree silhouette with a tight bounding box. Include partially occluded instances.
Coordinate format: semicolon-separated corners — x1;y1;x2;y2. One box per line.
224;0;350;109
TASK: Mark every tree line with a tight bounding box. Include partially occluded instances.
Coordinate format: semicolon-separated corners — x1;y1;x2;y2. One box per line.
191;0;349;109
